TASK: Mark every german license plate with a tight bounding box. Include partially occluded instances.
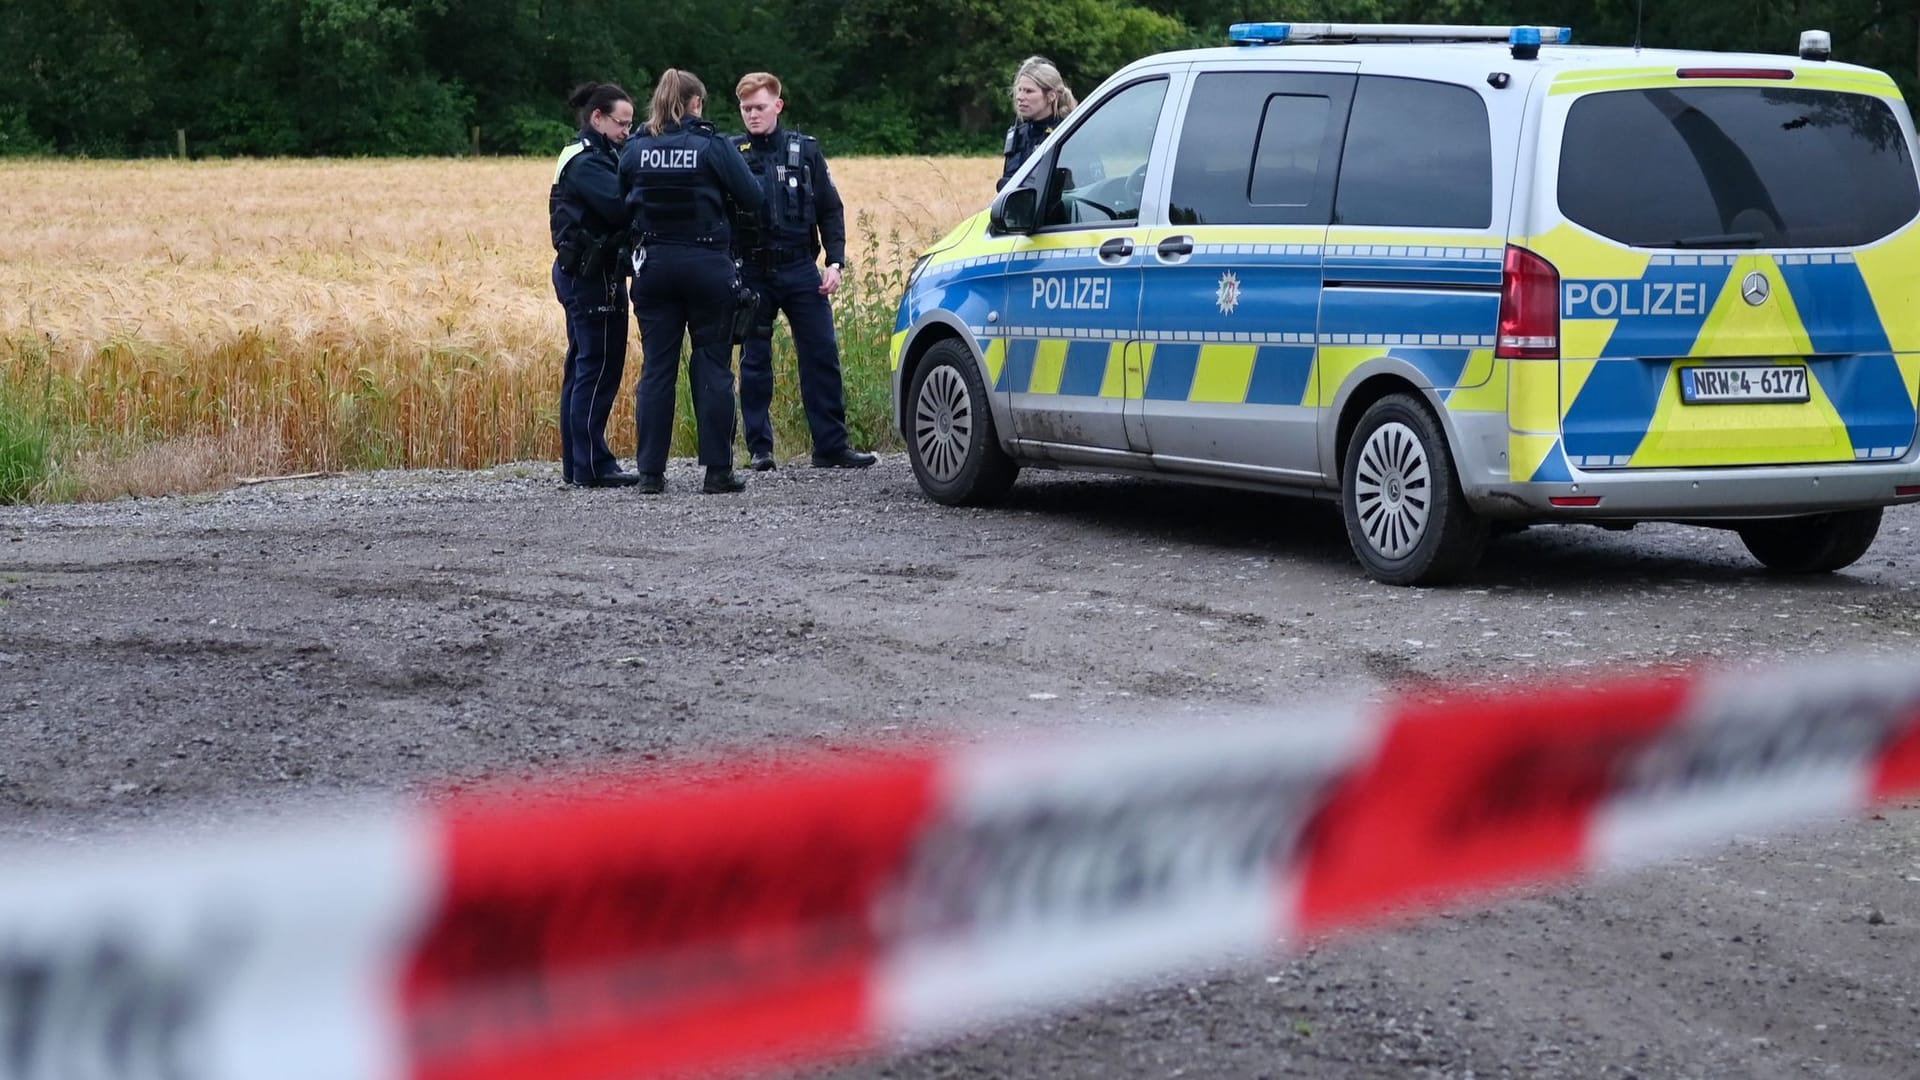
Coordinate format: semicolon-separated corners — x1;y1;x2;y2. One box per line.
1680;364;1810;404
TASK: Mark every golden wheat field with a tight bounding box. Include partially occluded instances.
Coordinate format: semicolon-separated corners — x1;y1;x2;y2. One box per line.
0;155;999;499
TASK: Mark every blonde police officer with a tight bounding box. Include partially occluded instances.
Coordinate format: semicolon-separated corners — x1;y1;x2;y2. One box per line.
619;70;764;495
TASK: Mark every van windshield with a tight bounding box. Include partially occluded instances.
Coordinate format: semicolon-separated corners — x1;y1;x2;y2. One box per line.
1558;86;1920;248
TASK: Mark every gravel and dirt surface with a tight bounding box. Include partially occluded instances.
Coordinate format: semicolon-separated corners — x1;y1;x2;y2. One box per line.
3;458;1918;1078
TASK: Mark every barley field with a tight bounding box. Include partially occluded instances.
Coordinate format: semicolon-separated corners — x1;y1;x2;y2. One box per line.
0;156;999;501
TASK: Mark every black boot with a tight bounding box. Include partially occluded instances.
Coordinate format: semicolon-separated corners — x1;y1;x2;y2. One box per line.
811;448;877;469
701;468;745;494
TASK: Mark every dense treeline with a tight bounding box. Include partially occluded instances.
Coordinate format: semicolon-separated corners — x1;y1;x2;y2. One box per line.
2;0;1916;157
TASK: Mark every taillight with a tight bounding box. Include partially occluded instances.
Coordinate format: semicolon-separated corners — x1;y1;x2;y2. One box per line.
1497;245;1560;360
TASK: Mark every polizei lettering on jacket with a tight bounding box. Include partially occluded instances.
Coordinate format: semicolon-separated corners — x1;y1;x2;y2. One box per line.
636;148;700;170
1562;279;1712;320
1031;276;1113;311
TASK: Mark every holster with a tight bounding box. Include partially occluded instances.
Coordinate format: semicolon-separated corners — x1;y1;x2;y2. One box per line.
729;280;760;345
577;241;608;281
558;232;628;280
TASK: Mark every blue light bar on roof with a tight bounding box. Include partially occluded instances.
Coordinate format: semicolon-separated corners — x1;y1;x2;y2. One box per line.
1226;22;1573;46
1228;22;1292;45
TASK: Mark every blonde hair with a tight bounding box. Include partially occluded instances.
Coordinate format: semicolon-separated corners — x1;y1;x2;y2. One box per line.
1012;56;1076;118
646;69;706;136
735;72;782;100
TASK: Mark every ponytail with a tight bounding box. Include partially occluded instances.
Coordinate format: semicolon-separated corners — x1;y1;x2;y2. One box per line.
568;81;631;128
646;69;708;136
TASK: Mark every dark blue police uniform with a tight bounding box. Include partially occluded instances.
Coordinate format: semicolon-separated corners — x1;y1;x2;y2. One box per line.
620;117;762;491
733;127;870;467
997;115;1059;191
550;127;633;485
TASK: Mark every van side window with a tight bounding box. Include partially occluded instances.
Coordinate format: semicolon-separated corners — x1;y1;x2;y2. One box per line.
1168;72;1346;226
1040;77;1168;229
1335;76;1492;229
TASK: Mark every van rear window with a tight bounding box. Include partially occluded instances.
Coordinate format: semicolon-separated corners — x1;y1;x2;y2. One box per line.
1559;87;1920;248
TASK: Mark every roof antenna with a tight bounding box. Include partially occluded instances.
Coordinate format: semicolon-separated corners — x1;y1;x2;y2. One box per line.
1634;0;1646;51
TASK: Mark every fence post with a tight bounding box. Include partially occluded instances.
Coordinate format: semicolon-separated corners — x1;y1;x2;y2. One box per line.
177;129;187;160
471;126;481;156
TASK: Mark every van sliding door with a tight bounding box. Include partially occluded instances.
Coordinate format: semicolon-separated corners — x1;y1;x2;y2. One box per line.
1135;66;1355;480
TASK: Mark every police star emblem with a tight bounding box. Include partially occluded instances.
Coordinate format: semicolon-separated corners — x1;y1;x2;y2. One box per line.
1215;271;1242;316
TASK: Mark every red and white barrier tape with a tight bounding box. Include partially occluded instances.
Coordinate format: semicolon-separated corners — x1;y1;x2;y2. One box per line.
5;660;1919;1080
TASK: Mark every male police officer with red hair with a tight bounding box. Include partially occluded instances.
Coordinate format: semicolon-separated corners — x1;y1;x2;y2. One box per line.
731;72;877;472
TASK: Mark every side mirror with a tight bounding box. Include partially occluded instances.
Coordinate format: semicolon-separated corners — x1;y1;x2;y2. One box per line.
993;186;1039;235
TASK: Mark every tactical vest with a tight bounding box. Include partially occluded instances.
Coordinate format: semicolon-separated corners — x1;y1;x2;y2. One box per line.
1001;117;1056;182
740;130;816;245
627;122;731;246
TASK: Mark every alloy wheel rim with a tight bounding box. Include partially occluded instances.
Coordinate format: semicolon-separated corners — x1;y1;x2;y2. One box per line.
1353;421;1432;560
914;366;972;482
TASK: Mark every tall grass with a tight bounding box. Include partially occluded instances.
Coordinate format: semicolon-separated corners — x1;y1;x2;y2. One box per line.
755;215;925;456
0;156;998;501
0;380;54;503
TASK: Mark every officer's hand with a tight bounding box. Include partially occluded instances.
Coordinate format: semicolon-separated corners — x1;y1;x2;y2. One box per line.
819;264;843;296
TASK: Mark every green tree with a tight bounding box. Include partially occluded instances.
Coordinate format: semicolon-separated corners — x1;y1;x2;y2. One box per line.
810;0;1189;150
0;0;1915;156
289;0;473;154
0;0;151;154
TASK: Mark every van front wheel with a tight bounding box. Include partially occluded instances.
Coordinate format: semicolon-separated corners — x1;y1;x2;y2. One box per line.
1341;394;1487;586
906;338;1018;506
1736;508;1881;574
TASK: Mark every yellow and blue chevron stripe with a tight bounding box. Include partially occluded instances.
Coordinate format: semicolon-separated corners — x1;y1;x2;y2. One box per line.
1514;223;1920;482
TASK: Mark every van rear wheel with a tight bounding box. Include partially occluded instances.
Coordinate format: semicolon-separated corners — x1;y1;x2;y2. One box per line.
906;338;1018;506
1341;394;1487;586
1736;508;1881;574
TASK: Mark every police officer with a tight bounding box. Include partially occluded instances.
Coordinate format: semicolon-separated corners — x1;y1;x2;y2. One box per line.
620;69;763;495
997;57;1078;192
732;72;877;472
550;81;639;486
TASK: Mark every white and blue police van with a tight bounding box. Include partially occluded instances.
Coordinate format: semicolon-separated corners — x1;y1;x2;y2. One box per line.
888;23;1920;584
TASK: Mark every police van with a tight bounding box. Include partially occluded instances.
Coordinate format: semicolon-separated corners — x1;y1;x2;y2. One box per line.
888;23;1920;584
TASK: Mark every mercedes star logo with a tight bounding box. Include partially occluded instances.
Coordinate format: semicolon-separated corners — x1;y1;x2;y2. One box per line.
1741;271;1771;307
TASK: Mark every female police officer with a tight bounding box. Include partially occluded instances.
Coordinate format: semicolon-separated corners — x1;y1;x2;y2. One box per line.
620;69;762;494
551;81;639;487
997;57;1077;191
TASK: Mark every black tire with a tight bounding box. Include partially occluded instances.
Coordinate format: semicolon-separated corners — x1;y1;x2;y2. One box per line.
905;338;1018;506
1340;393;1488;586
1736;508;1882;574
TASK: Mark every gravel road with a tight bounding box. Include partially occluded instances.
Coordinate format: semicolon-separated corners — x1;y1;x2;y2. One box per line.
3;457;1918;1078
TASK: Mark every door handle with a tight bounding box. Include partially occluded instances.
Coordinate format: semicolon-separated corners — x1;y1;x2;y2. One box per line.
1156;235;1194;260
1098;237;1135;261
